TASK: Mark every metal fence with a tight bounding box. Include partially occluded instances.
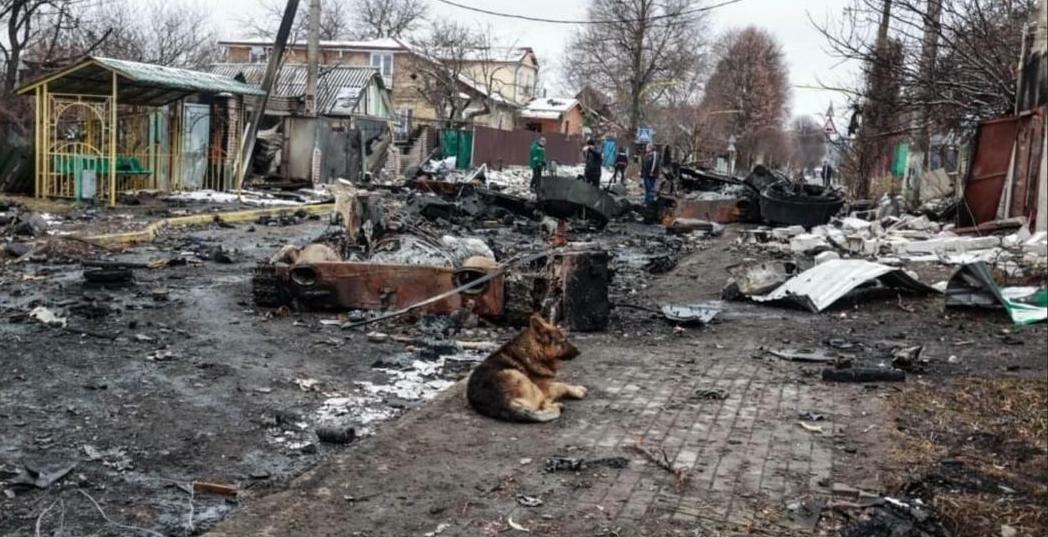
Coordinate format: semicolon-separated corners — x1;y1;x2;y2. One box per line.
471;126;583;169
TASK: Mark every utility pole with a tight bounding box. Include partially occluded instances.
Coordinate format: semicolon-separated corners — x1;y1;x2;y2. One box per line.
234;0;300;194
855;0;893;200
305;0;320;116
916;0;942;162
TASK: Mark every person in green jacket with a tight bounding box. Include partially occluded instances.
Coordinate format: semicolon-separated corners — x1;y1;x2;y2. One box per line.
529;136;546;191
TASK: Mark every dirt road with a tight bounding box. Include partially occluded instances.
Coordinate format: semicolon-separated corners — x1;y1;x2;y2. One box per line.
2;216;1045;536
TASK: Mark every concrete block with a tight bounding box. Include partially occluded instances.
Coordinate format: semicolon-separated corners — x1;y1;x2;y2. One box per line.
844;235;880;255
861;238;881;255
839;217;872;233
895;236;1001;255
814;251;841;265
1024;231;1047;256
789;233;829;253
773;225;806;240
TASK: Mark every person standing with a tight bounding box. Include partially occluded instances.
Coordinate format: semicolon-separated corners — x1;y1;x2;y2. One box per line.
820;160;834;187
641;142;660;206
529;136;547;191
612;147;628;184
582;139;602;187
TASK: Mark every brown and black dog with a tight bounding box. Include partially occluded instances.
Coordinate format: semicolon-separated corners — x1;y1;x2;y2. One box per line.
467;315;587;422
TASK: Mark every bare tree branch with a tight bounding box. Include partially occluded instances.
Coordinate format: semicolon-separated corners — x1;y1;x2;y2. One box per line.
563;0;710;139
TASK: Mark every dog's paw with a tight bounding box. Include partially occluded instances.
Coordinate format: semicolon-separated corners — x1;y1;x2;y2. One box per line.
570;385;588;399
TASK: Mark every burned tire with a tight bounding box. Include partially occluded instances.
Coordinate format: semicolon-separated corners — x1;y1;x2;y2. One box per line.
252;262;289;307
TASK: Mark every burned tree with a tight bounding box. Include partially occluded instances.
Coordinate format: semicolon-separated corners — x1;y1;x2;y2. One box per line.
698;27;791;170
564;0;709;141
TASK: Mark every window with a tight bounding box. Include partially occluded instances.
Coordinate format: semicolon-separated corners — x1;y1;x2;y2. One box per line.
370;52;394;86
248;47;268;64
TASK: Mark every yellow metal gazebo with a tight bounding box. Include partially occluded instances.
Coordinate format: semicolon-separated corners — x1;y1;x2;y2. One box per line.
17;56;264;205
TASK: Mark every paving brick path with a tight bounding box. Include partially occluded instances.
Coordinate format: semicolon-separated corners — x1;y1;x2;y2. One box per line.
209;318;878;536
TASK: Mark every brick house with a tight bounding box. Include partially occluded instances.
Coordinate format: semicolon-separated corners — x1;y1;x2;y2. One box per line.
518;97;585;136
218;38;536;131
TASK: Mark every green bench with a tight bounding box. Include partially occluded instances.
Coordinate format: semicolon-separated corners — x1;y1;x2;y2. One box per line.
51;155;153;176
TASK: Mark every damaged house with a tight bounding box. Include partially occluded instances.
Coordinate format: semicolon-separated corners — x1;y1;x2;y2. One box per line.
15;56;264;204
218;39;530;127
210;63;395;184
218;38;533;177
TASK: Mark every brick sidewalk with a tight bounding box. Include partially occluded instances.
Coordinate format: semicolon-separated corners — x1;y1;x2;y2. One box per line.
207;317;881;537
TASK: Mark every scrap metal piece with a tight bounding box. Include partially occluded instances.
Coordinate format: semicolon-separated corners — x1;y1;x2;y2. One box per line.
751;259;940;313
256;261;504;317
536;176;621;225
658;197;750;225
502;250;611;332
944;262;1048;325
666;218;725;236
760;182;845;227
726;261;797;296
676;166;743;191
661;303;721;325
560;250;611;332
477;189;537;219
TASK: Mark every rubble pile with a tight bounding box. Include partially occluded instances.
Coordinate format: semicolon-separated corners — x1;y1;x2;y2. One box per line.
740;212;1048;275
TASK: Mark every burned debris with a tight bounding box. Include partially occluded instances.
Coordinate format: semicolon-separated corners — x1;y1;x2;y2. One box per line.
1;0;1047;535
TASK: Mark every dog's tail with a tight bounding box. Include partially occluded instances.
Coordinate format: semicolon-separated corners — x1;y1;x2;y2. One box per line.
506;400;561;423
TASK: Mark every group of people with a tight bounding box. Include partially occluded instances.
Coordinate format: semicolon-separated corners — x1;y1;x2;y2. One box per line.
529;137;662;206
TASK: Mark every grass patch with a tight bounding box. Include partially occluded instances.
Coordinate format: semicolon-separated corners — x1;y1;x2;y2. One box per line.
888;377;1047;536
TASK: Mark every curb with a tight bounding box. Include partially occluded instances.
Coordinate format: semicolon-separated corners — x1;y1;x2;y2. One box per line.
79;203;335;247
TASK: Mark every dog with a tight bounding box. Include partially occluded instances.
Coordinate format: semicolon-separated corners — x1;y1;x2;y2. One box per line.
466;314;586;422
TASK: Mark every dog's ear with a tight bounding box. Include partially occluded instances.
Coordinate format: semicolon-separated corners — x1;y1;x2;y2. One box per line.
529;314;553;342
529;314;548;332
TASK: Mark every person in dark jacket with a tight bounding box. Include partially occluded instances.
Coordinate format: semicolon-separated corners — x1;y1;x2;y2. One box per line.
820;160;834;187
641;142;661;206
612;148;628;183
582;139;602;186
529;136;546;191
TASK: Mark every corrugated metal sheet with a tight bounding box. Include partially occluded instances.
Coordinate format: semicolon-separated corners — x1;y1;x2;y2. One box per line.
960;107;1046;227
94;57;265;96
17;56;263;106
752;259;939;313
210;63;381;115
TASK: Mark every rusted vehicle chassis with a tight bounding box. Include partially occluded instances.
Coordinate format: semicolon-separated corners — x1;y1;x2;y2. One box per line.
253;261;505;317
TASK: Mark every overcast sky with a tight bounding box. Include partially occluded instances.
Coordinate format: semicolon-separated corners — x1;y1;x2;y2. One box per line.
213;0;859;125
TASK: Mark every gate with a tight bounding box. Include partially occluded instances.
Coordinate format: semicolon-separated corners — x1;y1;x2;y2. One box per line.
180;103;211;190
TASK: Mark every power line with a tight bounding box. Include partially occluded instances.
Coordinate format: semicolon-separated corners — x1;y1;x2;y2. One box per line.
432;0;744;25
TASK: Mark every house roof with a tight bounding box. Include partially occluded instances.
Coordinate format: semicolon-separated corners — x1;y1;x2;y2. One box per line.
210;63;385;115
519;97;579;120
220;38;525;110
17;56;264;105
220;39;536;65
219;38;405;51
455;47;535;64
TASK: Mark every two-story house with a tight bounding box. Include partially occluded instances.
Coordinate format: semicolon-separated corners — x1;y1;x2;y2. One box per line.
218;38;536;131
